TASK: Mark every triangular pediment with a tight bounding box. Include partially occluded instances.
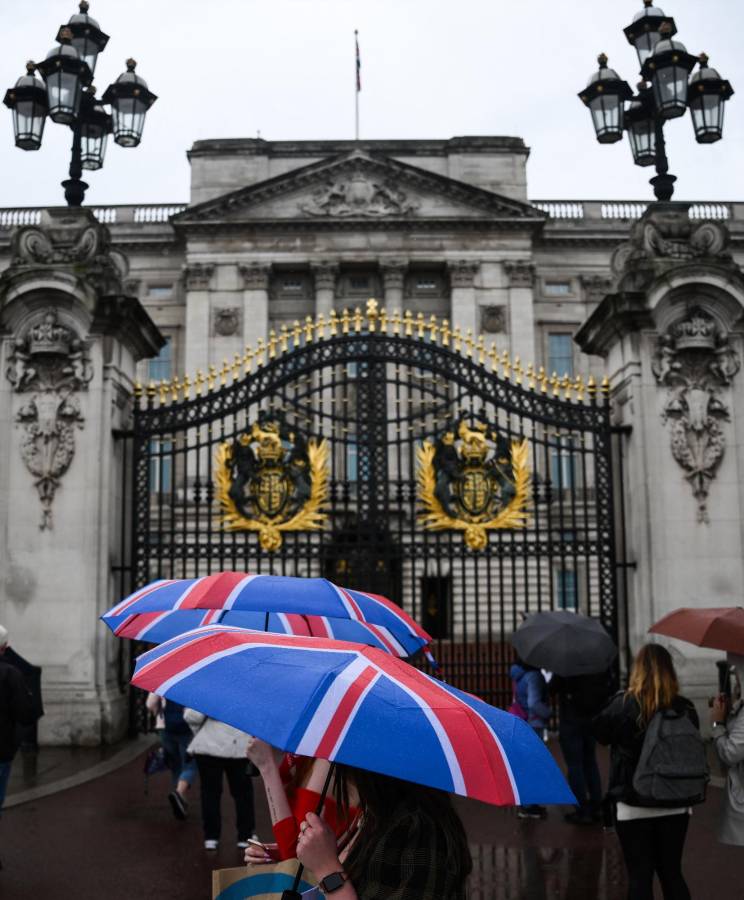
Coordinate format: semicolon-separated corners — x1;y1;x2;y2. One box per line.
174;150;545;227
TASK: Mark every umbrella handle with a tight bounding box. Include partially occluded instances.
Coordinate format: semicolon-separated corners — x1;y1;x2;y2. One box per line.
282;762;336;900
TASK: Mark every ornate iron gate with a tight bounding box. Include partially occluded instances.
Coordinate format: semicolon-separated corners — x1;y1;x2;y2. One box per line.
129;303;619;706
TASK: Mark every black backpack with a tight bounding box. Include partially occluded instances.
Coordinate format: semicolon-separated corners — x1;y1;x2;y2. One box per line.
632;707;709;806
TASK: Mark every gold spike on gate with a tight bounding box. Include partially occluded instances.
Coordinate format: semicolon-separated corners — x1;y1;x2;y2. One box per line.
255;339;266;367
292;320;303;346
171;375;181;402
514;356;523;385
304;316;315;342
441;318;451;347
526;362;536;390
464;329;474;358
353;307;364;333
182;374;191;400
220;359;229;387
328;310;339;336
587;374;597;399
366;298;379;332
315;313;326;339
403;309;414;337
268;330;277;359
159;379;168;404
341;308;351;335
279;325;289;354
195;370;205;396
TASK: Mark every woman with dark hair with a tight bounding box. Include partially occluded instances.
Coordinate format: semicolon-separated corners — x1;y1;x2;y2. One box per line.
593;643;699;900
291;764;472;899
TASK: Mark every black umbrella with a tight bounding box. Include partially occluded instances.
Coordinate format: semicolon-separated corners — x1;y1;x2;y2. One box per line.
511;610;617;677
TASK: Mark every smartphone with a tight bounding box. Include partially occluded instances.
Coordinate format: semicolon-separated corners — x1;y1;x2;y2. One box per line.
244;838;267;849
244;838;280;861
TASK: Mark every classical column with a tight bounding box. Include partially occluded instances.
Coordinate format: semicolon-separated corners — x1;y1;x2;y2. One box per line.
183;261;214;377
0;209;163;745
576;202;744;715
503;259;536;366
447;260;480;337
381;260;407;309
311;262;339;317
239;262;271;351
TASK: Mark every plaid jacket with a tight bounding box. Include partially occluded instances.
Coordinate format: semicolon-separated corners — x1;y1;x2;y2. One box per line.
346;801;467;900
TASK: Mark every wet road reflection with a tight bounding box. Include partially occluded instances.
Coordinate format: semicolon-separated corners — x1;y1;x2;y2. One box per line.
467;844;626;900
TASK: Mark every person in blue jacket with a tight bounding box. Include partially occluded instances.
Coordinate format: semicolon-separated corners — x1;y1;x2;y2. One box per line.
510;658;551;819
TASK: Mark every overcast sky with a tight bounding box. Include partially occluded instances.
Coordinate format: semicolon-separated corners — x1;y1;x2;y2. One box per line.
1;0;742;207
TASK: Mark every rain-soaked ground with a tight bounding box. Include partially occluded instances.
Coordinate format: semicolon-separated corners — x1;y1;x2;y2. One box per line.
1;742;739;899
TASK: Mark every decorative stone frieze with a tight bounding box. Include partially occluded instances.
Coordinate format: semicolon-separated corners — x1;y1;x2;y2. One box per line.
299;166;419;218
503;260;535;288
580;273;612;304
652;307;740;524
239;262;271;291
448;260;480;289
5;307;93;530
212;306;242;337
480;306;507;334
183;262;215;291
381;260;407;294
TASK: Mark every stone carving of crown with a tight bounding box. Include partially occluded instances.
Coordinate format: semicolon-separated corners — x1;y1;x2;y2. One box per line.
27;310;72;356
673;310;717;351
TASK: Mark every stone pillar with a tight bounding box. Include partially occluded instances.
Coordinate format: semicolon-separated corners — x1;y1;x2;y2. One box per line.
447;260;480;336
0;208;163;745
503;259;536;365
311;262;339;317
576;203;744;711
381;260;407;309
239;262;270;350
183;262;214;376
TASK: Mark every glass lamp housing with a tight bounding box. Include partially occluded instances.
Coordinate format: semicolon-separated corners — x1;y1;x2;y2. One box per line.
642;37;698;119
58;1;110;78
625;94;657;166
3;64;48;150
623;1;677;68
37;36;92;124
101;59;157;147
688;58;734;144
79;90;112;169
578;55;633;144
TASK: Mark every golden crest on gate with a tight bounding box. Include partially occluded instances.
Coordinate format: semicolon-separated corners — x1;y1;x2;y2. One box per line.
416;419;531;551
215;416;329;552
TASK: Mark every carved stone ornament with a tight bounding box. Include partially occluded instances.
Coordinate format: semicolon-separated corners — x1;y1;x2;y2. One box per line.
448;260;480;289
381;260;407;293
611;204;732;292
652;307;740;523
212;306;242;337
299;166;419;218
183;262;215;291
239;262;271;291
480;306;506;334
10;211;123;295
310;262;339;293
503;260;536;289
5;307;93;530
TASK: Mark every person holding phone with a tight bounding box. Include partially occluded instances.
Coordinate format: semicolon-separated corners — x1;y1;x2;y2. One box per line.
710;652;744;846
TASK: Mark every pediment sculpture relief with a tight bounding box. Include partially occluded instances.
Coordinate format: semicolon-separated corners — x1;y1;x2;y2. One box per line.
299;169;419;218
652;307;740;523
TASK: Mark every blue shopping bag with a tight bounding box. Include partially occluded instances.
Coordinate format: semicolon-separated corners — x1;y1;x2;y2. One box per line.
212;863;323;899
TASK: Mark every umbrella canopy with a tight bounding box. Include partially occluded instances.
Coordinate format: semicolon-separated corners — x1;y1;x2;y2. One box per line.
106;608;418;658
511;610;617;677
104;573;431;660
131;625;574;808
649;607;744;653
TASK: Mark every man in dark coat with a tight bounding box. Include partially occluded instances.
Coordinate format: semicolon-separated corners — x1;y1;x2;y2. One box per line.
0;625;35;811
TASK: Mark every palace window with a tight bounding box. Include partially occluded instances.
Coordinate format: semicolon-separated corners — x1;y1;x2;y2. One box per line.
148;336;172;383
544;280;572;297
555;568;578;611
547;332;575;378
550;435;577;491
147;284;173;299
346;441;358;482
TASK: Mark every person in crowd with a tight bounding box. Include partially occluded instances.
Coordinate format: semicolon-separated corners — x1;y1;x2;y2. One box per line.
593;643;698;900
184;708;257;851
283;764;471;900
146;692;197;820
510;657;551;819
710;651;744;846
553;669;613;825
244;735;359;861
0;625;34;813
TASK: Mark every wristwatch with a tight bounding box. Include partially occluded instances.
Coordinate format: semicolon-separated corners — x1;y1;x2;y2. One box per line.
319;871;347;893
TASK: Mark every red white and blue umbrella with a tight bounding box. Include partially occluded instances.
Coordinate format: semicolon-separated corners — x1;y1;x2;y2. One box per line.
104;573;431;660
105;608;417;658
131;625;574;807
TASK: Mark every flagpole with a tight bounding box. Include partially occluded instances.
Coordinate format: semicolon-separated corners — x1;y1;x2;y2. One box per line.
354;29;360;141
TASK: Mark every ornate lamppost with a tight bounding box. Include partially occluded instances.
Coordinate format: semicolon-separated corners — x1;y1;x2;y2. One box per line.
578;0;733;201
3;2;157;207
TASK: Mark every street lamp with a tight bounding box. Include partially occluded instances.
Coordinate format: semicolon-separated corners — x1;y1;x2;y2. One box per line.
578;0;734;201
3;2;157;207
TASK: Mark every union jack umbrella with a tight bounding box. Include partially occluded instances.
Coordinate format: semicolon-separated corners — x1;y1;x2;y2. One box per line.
105;608;420;658
103;573;432;660
131;625;574;807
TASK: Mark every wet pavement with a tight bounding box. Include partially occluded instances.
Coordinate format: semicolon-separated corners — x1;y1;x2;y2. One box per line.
0;741;740;899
